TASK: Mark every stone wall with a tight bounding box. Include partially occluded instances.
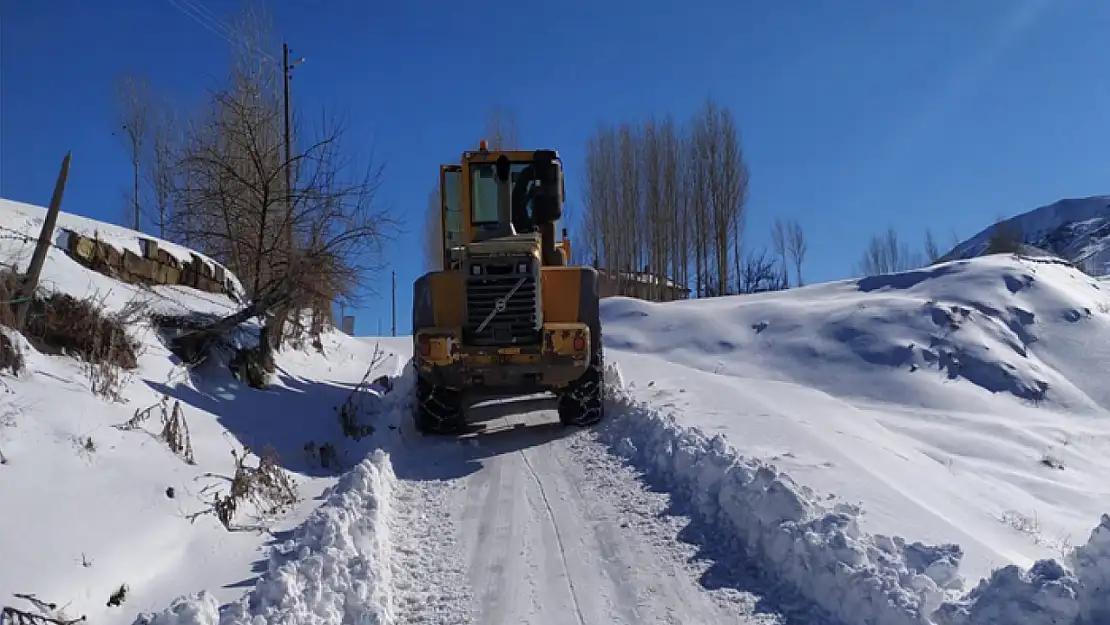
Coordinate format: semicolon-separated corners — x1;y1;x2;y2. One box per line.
62;230;240;302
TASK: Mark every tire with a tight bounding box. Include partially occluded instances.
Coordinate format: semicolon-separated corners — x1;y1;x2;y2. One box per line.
414;375;465;434
558;329;605;427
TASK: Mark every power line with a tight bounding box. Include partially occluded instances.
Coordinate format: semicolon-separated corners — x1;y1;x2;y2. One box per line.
164;0;277;63
165;0;236;48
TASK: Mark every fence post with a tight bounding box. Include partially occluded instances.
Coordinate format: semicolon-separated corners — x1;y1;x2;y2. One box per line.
14;151;71;330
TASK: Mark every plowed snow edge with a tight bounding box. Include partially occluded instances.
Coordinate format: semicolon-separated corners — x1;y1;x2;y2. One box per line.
132;452;396;625
598;364;1110;625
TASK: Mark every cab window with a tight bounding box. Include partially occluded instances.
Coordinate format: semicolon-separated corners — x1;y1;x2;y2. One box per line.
443;168;462;250
470;162;528;225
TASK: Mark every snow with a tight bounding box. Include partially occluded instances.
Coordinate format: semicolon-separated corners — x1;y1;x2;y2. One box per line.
0;199;410;624
599;253;1110;624
943;195;1110;277
0;198;244;319
2;195;1108;625
0;198;245;299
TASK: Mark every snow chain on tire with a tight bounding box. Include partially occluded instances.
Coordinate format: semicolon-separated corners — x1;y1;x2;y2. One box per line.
558;332;605;427
415;377;464;434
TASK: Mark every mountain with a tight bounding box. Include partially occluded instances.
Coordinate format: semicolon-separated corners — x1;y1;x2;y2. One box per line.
942;195;1110;276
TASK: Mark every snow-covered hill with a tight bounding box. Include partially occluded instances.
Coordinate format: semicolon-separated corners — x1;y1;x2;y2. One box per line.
943;195;1110;277
2;195;1108;625
0;198;411;624
599;252;1110;623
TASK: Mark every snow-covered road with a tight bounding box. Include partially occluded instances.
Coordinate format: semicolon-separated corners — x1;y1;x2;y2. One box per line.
388;399;780;625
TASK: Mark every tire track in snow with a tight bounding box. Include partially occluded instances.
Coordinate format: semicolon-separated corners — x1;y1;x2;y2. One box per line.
416;408;773;625
389;451;475;624
518;448;587;625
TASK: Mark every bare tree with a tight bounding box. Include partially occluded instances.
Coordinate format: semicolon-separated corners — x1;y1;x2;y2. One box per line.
857;227;923;276
770;217;789;288
923;228;941;263
738;247;785;294
785;218;807;286
115;73;150;231
578;99;748;301
147;99;179;238
170;5;396;365
485;106;520;150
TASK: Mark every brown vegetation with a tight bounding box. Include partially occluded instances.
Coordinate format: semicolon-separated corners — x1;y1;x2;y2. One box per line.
189;445;298;531
0;269;139;397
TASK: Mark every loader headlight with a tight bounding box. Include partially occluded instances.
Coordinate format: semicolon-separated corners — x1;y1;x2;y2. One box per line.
470;264;482;276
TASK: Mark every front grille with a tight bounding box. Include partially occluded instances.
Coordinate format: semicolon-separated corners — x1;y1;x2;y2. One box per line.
465;259;540;345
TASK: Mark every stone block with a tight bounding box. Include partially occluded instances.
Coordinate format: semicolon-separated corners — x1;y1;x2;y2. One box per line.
141;238;160;261
72;236;96;262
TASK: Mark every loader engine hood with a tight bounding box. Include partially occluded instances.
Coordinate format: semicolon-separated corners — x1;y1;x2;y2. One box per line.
462;232;542;260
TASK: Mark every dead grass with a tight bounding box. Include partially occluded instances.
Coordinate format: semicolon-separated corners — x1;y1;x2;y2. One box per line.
113;395;195;464
189;444;298;531
0;270;141;394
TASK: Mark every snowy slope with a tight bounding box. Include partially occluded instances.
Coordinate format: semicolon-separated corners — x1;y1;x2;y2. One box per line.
943;195;1110;276
600;253;1110;623
0;198;411;624
5;193;1109;625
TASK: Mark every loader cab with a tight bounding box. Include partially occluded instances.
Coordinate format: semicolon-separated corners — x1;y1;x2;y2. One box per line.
439;141;571;270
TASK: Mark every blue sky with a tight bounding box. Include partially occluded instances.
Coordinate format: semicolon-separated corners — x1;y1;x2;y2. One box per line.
2;0;1108;336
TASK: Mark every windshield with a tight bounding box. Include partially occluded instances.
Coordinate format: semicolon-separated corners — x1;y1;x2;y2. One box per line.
470;162;529;225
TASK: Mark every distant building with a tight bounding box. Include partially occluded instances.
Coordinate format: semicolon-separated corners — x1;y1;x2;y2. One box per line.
596;267;690;302
339;315;356;335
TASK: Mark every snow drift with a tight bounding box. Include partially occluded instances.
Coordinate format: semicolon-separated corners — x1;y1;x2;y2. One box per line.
599;372;1110;625
132;452;397;625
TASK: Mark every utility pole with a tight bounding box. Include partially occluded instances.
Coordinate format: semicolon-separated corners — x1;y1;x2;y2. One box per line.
16;152;71;330
282;43;305;250
391;270;396;337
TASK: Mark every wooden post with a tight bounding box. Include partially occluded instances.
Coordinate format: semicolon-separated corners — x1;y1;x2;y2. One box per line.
14;152;71;330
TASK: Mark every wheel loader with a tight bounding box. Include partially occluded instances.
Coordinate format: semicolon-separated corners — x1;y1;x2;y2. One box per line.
410;141;604;434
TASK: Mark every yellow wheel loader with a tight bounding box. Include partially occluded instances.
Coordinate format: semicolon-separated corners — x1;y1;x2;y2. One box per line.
411;141;604;434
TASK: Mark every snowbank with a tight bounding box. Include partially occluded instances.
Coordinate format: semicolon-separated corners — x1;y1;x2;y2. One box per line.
598;371;1110;625
133;452;397;625
0;199;242;320
0;198;245;298
128;360;415;625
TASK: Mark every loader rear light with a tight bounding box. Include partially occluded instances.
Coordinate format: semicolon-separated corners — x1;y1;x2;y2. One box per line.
573;336;586;351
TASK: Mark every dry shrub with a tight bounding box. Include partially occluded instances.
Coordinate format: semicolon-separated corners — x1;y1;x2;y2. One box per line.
0;269;140;373
113;395;194;464
303;440;341;471
336;343;388;440
0;332;22;376
190;445;298;531
159;401;195;464
0;273;25;376
229;345;270;389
